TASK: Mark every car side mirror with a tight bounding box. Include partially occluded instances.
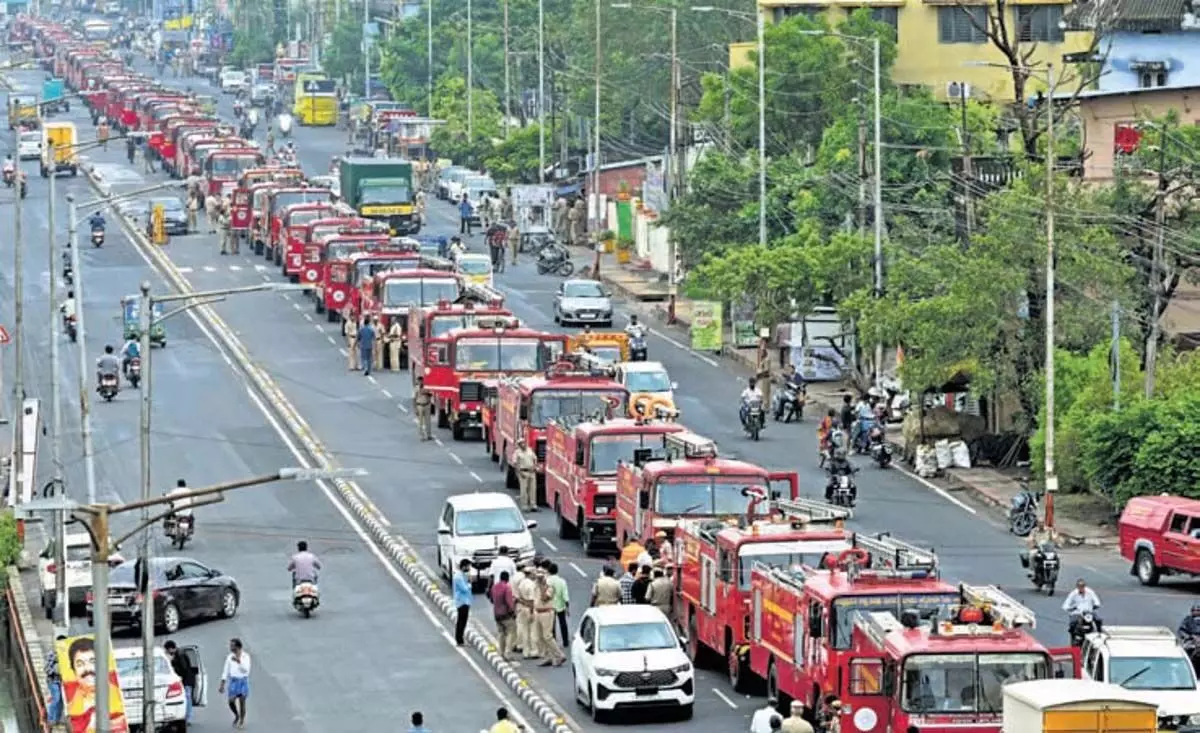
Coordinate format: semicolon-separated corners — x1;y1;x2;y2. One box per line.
437;527;451;535
208;568;220;578
526;520;538;530
604;290;612;298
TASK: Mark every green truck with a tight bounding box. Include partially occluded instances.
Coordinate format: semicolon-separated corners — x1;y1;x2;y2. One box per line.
337;157;420;235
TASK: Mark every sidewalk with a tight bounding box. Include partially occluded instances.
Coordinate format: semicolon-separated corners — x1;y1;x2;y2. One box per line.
579;246;1119;548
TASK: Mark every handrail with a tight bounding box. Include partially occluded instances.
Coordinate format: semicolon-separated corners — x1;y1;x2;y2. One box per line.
5;583;50;732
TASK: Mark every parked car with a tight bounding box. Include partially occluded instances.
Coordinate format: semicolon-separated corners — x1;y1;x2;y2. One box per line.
436;492;536;591
437;166;471;201
220;70;248;94
86;556;240;634
114;644;208;731
38;532;123;618
18;129;41;160
144;197;189;236
553;279;614;327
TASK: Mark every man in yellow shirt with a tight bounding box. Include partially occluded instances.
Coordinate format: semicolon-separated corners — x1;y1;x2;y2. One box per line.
488;707;521;733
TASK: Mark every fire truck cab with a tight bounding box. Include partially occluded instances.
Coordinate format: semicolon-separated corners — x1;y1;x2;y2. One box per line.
614;432;799;547
488;356;630;507
408;299;513;377
840;586;1076;733
359;269;467;365
674;497;854;691
545;417;687;553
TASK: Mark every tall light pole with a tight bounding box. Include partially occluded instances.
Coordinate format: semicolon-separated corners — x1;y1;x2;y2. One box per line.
692;6;766;247
11;127;26;518
503;0;510;138
593;0;601;236
537;0;545;182
46;142;68;630
1042;63;1058;526
426;0;433;116
134;279;311;730
466;0;474;140
362;0;370;98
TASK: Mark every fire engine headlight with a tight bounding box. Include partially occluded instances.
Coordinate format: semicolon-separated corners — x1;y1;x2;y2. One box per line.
594;506;609;515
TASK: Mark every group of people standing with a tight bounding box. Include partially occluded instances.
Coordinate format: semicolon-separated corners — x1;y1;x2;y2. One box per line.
467;552;570;667
340;308;405;376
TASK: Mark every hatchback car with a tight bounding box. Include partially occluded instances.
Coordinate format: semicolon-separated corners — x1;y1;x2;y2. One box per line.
554;279;613;327
114;644;208;730
18;130;41;160
86;557;240;634
145;197;189;236
571;605;694;721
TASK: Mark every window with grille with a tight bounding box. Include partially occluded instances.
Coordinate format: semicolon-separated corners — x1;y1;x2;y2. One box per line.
869;7;899;34
1016;5;1065;42
938;6;987;43
773;6;823;22
1139;70;1168;88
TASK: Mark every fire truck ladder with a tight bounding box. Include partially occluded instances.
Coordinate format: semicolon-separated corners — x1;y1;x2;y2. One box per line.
774;497;853;524
853;532;939;574
959;584;1037;629
663;431;718;461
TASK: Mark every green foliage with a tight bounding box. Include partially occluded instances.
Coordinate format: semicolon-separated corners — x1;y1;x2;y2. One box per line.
323;17;364;88
657;152;757;268
428;75;503;166
0;510;20;569
229;33;274;67
482;124;547;183
230;0;284;66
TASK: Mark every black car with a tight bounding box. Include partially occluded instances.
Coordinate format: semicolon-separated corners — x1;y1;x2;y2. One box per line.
144;197;189;236
87;557;240;634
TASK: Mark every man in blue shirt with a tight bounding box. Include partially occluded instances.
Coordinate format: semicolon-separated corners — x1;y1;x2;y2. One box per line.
453;558;473;646
459;194;474;236
357;318;377;377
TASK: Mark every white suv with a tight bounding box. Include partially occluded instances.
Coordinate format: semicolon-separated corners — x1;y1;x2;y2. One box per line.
113;644;208;731
38;532;122;619
436;492;536;591
571;605;694;722
1081;626;1200;731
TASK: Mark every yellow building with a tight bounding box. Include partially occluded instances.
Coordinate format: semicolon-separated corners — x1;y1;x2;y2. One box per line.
729;0;1093;101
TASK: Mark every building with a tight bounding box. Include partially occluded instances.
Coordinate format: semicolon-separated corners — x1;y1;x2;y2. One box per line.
730;0;1092;101
1067;0;1200;93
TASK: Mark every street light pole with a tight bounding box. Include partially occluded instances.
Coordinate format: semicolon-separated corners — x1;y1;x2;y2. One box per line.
66;198;100;507
872;36;883;388
46;143;68;629
11;127;26;516
593;0;601;239
1043;63;1058;527
467;0;474;141
756;9;766;247
137;281;155;730
503;0;510;139
427;0;434;117
537;0;545;182
363;0;370;98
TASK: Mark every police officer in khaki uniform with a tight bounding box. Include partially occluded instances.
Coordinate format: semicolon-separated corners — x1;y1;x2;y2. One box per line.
533;568;565;667
386;319;404;372
590;565;622;606
566;203;580;246
515;565;539;659
343;312;361;370
513;439;538;512
571;199;587;245
507;222;520;266
646;567;673;618
371;316;384;371
780;701;814;733
414;376;433;440
217;203;232;255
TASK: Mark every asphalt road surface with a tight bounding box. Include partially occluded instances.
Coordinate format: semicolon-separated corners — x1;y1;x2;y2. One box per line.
2;65;541;733
20;58;1199;731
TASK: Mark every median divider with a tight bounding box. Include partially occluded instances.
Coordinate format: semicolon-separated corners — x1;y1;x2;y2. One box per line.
85;164;578;733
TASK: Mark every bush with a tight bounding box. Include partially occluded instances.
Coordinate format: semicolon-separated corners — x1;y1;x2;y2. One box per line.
0;510;21;569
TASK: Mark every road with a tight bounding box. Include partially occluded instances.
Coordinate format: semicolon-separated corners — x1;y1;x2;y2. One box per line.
61;60;1200;730
2;65;543;733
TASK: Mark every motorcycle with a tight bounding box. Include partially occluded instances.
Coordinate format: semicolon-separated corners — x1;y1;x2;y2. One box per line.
125;357;141;389
867;424;893;468
64;314;77;343
1024;542;1060;595
1182;634;1200;676
741;397;765;441
292;580;320;618
98;373;119;402
164;514;193;550
826;470;857;508
277;113;293;138
1069;612;1097;647
629;332;648;361
1008;487;1040;536
62;262;73;285
536;244;575;276
91;227;104;247
3;168;13;187
773;381;806;423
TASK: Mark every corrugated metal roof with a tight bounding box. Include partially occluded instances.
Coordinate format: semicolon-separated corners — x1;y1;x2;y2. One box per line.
1064;0;1191;31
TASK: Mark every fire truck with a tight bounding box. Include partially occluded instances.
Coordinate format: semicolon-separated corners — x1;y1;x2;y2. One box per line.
613;432;799;548
258;187;331;263
358;269;468;362
278;202;348;281
232;167;304;239
314;234;403;321
205;148;266;197
487;356;630;506
300;217;391;293
347;250;454;319
407;299;512;377
544;416;687;553
833;585;1075;733
674;496;854;691
425;318;568;441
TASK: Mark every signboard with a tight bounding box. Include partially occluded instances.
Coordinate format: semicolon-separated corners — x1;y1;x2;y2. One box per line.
152;204;167;244
690;301;723;352
303;79;335;94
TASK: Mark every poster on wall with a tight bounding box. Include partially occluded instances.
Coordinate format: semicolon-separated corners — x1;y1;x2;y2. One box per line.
690;301;723;352
790;344;846;382
56;634;129;733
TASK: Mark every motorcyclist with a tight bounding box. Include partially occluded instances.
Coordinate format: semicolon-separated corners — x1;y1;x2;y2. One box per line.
1062;578;1103;637
449;235;466;259
851;394;875;451
165;478;194;534
3;154;14;181
89;212;106;232
739;377;763;427
774;363;806;422
1179;603;1200;673
287;540;321;587
625;315;647;341
95;345;121;390
823;430;856;503
59;290;77;325
120;337;141;375
1022;520;1059;577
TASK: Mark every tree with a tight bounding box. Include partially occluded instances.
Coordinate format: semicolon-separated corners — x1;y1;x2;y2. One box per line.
483;124;548;183
656;152;758;268
230;0;285;66
323;17;364;88
429;75;503;167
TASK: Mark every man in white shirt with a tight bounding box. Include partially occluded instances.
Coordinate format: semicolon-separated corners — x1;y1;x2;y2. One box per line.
750;697;781;733
490;546;518;592
740;377;764;428
59;291;77;322
1062;578;1103;633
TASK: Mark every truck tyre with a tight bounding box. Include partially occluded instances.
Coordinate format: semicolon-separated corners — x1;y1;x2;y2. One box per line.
437;404;450;429
555;498;577;540
451;420;464;441
1135;549;1161;586
325;308;338;323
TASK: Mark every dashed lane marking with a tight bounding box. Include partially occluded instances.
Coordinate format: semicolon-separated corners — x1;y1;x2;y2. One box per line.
177;266;193;273
569;563;587;578
229;265;241;271
469;471;483;483
381;389;393;399
449;452;463;465
539;538;558;552
202;265;216;272
325;335;337;346
712;689;739;709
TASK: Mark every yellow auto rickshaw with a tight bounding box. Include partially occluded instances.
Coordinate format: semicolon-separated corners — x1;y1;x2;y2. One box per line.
8;94;39;130
568;332;629;363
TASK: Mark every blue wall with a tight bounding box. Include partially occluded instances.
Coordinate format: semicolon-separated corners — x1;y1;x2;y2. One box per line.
1098;31;1200;92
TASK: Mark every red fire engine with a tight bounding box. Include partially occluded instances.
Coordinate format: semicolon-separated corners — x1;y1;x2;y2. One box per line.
423;318;568;441
830;584;1075;733
486;356;630;506
347;250;454;319
299;217;391;293
407;299;513;378
545;416;687;553
314;234;406;320
232;168;303;237
613;432;799;547
259;187;330;263
205;148;266;197
278;202;348;281
674;496;854;691
358;269;467;359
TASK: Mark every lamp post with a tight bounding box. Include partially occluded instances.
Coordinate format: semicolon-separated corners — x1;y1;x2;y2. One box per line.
15;467;366;733
134;279;310;730
537;0;545;182
467;0;474;140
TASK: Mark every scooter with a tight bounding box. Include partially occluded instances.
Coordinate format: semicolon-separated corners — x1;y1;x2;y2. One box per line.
98;373;119;402
64;314;77;343
3;168;14;187
292;580;320;618
1008;487;1040;536
91;227;104;247
164;514;193;550
536;244;574;276
773;381;806;423
824;458;858;507
629;332;648;361
278;113;293;138
867;425;893;468
741;397;765;441
62;262;73;285
125;357;141;389
1069;612;1097;647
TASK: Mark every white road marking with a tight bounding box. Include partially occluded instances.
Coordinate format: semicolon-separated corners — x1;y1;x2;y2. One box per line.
649;327;719;368
177;266;194;273
449;452;463;465
291;302;302;311
229;265;241;271
398;403;409;413
893;463;978;515
712;689;739;709
539;537;558;552
381;389;393;399
303;313;313;322
367;375;377;385
469;471;483;483
202;265;217;272
325;335;336;345
434;438;444;447
569;562;587;578
254;264;269;272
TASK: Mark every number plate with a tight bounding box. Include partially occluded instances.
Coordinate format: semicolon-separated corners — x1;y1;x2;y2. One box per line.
634;686;658;696
579;313;596;319
107;597;124;606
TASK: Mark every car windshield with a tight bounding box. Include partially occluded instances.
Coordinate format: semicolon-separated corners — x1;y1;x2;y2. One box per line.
458;258;491;275
211;155;257;176
590;345;622;363
655;477;769;516
287;210;326;228
626;370;671;393
1110;656;1197;690
564;281;604;299
736;546;848;590
431;315;474;338
529;389;628;428
455;507;526;537
384;279;460;308
115;654;172;680
356;259;413;282
596;621;676;653
20;132;39;144
361;186;410;205
454;337;542;371
275;192;320;211
902;653;1050;713
110;563;166;589
831;594;961;649
589;433;669;475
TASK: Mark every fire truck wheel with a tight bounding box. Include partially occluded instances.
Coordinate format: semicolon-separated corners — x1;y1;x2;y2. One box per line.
452;421;465;441
326;308;338;323
765;658;780;706
555;498;578;540
437;405;450;429
254;239;264;256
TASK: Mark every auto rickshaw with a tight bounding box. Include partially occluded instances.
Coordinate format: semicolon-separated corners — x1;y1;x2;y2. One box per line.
121;296;167;347
568;332;629;363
